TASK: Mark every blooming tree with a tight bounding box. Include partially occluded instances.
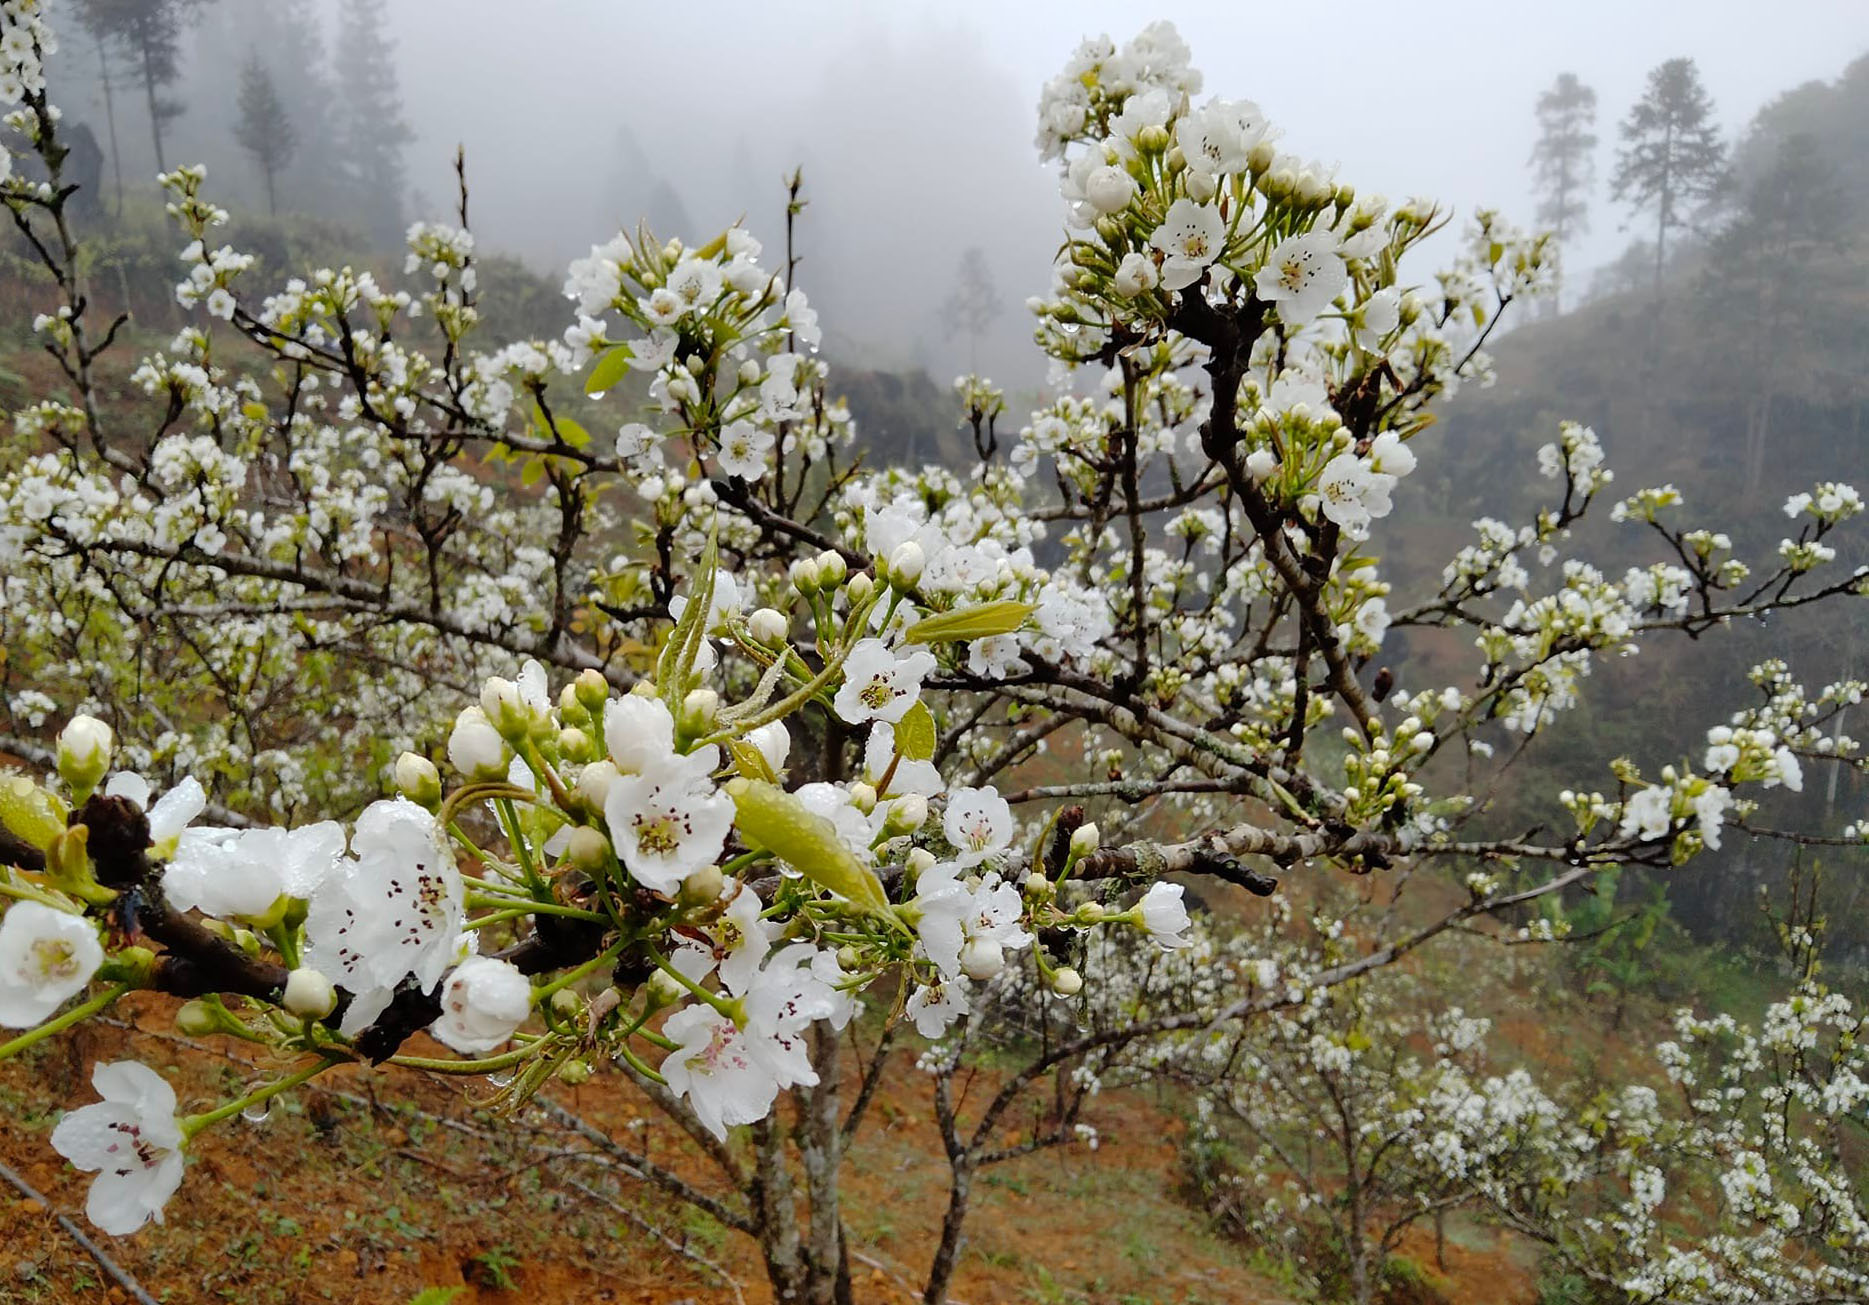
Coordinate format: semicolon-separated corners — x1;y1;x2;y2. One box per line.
2;6;1867;1303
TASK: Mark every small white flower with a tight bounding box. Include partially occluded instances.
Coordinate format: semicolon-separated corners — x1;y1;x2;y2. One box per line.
1112;251;1159;298
50;1061;186;1236
904;979;971;1038
165;821;347;920
716;419;774;481
833;639;938;725
659;1004;789;1140
1315;453;1395;534
604;751;733;893
1136;881;1192;949
0;902;104;1028
431;955;532;1054
1254;230;1347;326
1149;199;1226;291
942;786;1013;867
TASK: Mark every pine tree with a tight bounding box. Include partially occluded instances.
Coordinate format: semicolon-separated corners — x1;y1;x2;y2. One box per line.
220;0;339;220
940;247;1003;373
75;0;206;175
1527;73;1597;311
1611;58;1727;296
334;0;413;249
234;53;296;215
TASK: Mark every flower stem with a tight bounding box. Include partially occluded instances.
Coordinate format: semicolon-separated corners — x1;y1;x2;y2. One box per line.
0;983;132;1062
180;1054;335;1138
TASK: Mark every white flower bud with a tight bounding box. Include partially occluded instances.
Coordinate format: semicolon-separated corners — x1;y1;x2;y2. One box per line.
283;967;338;1019
566;825;611;872
576;760;620;811
1086;164;1137;214
56;714;114;799
847;781;877;814
480;675;529;738
906;847;938;877
574;668;609;713
738;358;762;385
791;557;821;594
393;752;442;808
1112;252;1159;298
176;999;220;1036
846;573;875;606
680;688;719;734
559;727;595;763
887;541;926;586
447;705;510;780
885;793;928;834
749;607;790;644
815;551;848;587
679;862;725;907
1050;967;1084;997
960;937;1006;981
1070;823;1101;858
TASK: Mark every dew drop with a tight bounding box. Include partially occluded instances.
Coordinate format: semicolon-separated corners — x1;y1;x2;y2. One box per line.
241;1101;272;1125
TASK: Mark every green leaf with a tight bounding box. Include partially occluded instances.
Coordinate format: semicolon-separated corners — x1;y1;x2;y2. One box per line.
555;416;593;449
407;1290;467;1305
903;600;1037;645
725;737;778;786
726;779;889;912
0;776;66;853
584;345;633;396
894;701;936;762
520;457;544;488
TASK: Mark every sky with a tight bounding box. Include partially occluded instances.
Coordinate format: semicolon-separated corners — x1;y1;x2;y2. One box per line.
194;0;1869;385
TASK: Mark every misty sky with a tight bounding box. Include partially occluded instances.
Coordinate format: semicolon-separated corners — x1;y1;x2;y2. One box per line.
355;2;1869;382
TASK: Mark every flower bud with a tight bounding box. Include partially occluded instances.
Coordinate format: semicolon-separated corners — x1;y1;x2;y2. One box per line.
646;970;686;1007
550;988;582;1018
1070;823;1101;859
559;1058;593;1086
1247;139;1277;176
480;675;529;739
176;1000;220;1037
847;781;877;814
1024;870;1050;896
1076;902;1106;924
558;684;591;727
815;551;848;587
678;863;724;908
1050;967;1084;997
679;688;719;735
575;668;610;713
394;752;442;809
1185;168;1219;203
906;847;937;879
888;541;926;587
738;358;762;385
960;937;1006;981
56;715;113;801
559;727;596;764
749;607;790;644
1087;164;1138;214
791;557;821;594
836;945;861;971
283;967;338;1019
448;705;510;781
846;573;875;607
884;793;928;834
576;760;620;812
566;824;611;872
1137;123;1171;154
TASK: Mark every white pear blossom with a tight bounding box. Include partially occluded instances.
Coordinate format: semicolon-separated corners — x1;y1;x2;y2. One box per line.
1149;199;1226;291
305;798;463;1000
0;902;104;1027
431;955;532;1054
1136;881;1192;949
1254;231;1347;326
942;786;1014;867
50;1061;186;1236
833;639;938;725
717;419;774;481
1315;453;1396;534
604;751;733;893
164;821;346;920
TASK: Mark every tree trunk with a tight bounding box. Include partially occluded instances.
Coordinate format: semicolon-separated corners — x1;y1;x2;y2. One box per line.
922;1161;972;1305
798;1025;847;1305
139;32;165;174
265;164;278;217
93;38;124;217
752;1116;807;1302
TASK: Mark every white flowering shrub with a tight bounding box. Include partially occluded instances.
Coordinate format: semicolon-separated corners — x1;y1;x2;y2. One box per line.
2;6;1866;1302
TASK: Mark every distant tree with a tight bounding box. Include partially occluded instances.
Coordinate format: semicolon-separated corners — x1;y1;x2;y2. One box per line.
220;0;339;220
1611;58;1726;297
71;2;128;215
233;54;296;215
1527;72;1597;311
75;0;208;174
940;246;1002;372
1700;132;1850;489
334;0;413;247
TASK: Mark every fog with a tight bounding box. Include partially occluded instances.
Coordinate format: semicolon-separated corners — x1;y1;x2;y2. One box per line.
67;0;1869;386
